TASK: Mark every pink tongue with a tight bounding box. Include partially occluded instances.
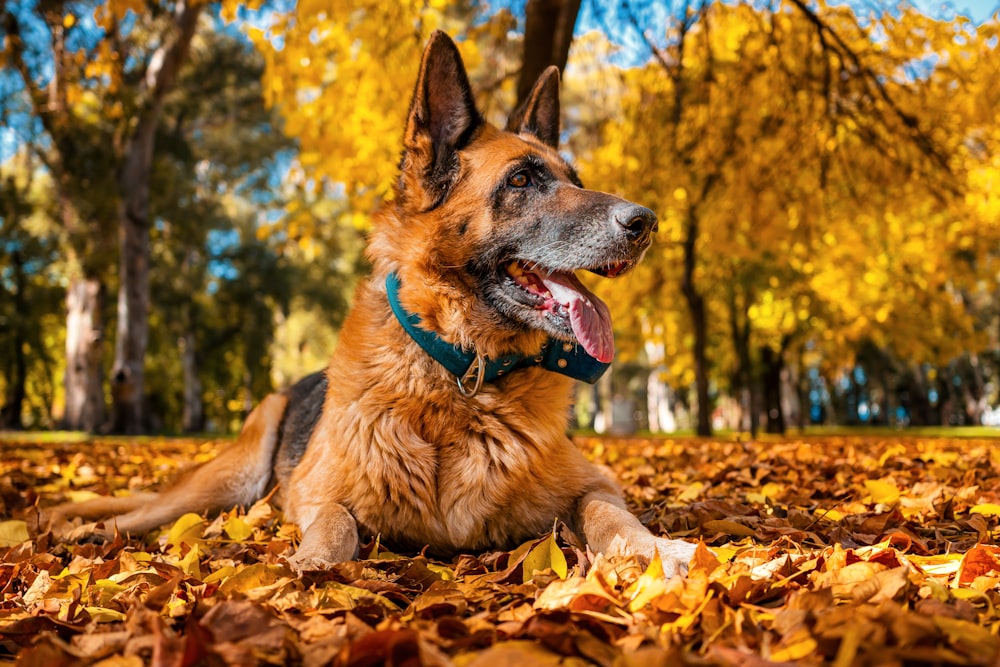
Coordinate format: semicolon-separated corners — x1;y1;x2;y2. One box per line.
539;272;615;363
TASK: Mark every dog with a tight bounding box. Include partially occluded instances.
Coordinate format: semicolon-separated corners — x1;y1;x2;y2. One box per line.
47;31;698;577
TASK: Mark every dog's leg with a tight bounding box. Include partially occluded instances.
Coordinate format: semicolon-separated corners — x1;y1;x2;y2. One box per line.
49;393;288;540
286;503;359;572
577;488;697;578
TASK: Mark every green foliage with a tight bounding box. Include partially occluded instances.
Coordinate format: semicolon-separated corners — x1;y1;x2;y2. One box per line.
0;161;66;428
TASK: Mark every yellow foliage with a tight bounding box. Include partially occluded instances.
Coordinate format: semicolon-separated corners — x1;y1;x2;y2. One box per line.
230;1;503;213
578;0;998;383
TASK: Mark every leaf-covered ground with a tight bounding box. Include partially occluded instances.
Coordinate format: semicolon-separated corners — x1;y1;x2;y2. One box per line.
2;432;1000;666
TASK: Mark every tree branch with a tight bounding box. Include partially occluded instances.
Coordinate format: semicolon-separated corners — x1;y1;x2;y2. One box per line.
787;0;953;177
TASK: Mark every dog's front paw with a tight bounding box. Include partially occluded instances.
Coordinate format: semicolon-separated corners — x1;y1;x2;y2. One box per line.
650;536;698;578
606;533;697;578
286;552;335;574
286;541;357;574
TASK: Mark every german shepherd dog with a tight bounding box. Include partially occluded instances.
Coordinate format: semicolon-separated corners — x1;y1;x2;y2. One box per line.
48;32;697;577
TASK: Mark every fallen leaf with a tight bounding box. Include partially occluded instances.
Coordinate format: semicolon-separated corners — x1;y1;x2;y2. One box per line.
864;479;900;505
166;513;206;555
702;519;756;538
223;516;254;542
968;503;1000;517
0;520;29;547
522;530;567;583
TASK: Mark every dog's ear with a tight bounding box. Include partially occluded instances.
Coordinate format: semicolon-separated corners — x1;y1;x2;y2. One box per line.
507;66;561;148
403;31;482;203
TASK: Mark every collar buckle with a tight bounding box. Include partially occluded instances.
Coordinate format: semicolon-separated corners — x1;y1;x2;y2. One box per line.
457;350;486;397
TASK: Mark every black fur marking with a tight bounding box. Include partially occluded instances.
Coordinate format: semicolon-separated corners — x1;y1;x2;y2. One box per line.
273;371;327;485
566;164;584;188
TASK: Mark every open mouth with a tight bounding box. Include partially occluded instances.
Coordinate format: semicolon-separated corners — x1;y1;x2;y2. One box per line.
502;259;636;363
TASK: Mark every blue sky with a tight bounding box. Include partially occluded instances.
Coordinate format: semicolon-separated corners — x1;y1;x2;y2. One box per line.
915;0;997;21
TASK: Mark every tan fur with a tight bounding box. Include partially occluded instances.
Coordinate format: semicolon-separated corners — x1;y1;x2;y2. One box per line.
48;32;697;577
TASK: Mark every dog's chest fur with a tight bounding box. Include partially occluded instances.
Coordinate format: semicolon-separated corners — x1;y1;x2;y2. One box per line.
277;279;596;554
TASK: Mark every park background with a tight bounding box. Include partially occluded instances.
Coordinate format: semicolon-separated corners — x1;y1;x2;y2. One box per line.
1;0;999;437
4;3;1000;664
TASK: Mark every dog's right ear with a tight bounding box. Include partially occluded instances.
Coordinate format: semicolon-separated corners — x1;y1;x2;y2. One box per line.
402;31;482;206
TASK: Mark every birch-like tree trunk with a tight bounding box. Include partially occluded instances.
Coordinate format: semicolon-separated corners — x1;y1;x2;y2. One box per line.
108;1;203;433
63;277;105;431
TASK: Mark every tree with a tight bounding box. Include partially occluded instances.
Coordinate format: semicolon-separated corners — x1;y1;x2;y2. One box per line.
108;1;204;434
3;1;206;434
2;3;120;431
581;0;990;434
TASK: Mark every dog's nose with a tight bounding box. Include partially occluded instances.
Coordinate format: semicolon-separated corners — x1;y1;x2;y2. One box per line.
616;205;658;236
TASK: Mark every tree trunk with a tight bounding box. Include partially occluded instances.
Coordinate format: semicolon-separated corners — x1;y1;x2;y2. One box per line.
681;211;711;436
180;311;204;432
109;174;152;434
1;251;28;429
761;345;786;434
728;286;759;436
109;2;203;433
518;0;582;106
63;277;105;431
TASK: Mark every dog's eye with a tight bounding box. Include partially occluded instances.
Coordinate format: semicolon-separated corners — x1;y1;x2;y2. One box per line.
507;171;531;188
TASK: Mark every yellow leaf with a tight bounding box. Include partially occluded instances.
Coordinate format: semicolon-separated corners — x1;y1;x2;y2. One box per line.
166;513;206;555
969;503;1000;517
202;565;236;585
522;531;567;583
817;507;846;522
0;520;29;547
761;482;782;499
676;481;704;503
223;516;253;542
426;563;455;581
217;563;286;595
908;552;963;578
770;632;819;661
91;655;144;667
91;579;126;607
177;543;202;579
710;544;739;563
85;606;126;623
864;479;900;505
626;552;668;611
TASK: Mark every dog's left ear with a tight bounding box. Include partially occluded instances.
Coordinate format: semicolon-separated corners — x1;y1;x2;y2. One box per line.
507;66;561;148
403;31;482;204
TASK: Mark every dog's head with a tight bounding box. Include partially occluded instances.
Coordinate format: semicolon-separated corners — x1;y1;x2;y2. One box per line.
373;31;656;364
